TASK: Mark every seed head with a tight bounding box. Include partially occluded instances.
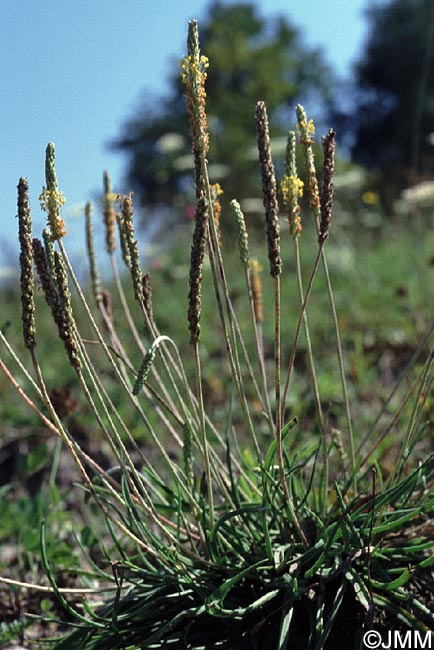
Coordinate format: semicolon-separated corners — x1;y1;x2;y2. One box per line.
230;199;250;269
17;178;36;350
85;202;102;304
117;212;131;268
119;194;143;302
188;195;209;345
255;101;281;278
319;129;336;243
42;228;57;281
180;20;210;199
32;238;80;371
296;105;321;215
132;336;171;395
39;143;66;240
54;250;81;371
280;131;303;238
250;259;264;323
102;171;116;254
210;183;223;247
133;347;155;395
32;238;59;316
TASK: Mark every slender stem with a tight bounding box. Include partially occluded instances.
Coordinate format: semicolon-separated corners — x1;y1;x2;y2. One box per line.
28;350;95;496
274;273;289;508
205;231;262;458
0;576;119;594
58;242;210;516
282;242;324;419
75;361;182;547
293;238;328;509
201;162;262;458
296;111;354;487
320;249;356;486
193;342;214;528
0;349;161;555
139;301;198;424
110;253;146;355
101;263;252;500
0;354;62;439
274;275;282;437
245;267;274;433
0;334;120;492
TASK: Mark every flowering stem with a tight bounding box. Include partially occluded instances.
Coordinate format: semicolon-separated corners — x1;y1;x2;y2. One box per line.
203;166;262;458
244;265;274;434
281;242;325;422
293;238;328;510
274;275;282;451
193;342;214;529
297;107;355;491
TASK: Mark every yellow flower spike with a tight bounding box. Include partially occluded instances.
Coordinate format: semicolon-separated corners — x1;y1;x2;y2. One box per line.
180;24;210;169
40;143;66;240
282;131;303;238
210;183;223;247
296;112;316;146
296;106;321;213
307;119;315;136
211;182;223;197
249;259;264;323
280;175;304;202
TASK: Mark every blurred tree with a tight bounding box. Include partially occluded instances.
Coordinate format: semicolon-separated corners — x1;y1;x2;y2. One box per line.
113;2;333;227
347;0;434;198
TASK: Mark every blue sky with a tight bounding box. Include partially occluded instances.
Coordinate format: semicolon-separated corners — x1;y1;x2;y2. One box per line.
1;0;378;276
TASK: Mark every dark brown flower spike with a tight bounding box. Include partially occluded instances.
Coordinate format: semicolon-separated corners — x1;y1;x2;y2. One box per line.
32;238;81;371
188;195;209;345
319;128;336;243
18;178;36;350
181;20;211;346
180;20;210;200
119;194;143;302
255;101;281;278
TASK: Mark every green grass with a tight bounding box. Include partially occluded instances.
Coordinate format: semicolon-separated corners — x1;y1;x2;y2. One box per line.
0;207;432;647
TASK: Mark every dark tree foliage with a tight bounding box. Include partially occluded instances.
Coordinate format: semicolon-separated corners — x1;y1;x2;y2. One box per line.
350;0;434;187
113;2;333;224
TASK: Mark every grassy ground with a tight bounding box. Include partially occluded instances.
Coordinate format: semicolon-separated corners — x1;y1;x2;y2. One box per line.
0;204;433;646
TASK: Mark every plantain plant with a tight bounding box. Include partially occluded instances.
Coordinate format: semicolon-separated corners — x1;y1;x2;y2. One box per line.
1;20;433;650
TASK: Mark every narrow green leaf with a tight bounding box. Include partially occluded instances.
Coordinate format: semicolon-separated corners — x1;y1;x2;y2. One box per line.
278;600;294;650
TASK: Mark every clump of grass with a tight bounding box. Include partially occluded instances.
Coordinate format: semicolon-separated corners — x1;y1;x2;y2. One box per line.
1;19;433;650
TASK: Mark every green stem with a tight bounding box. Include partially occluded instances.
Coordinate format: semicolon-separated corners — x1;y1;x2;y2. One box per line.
244;267;274;433
193;342;214;528
274;275;282;437
282;242;324;420
293;238;328;510
320;249;356;487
